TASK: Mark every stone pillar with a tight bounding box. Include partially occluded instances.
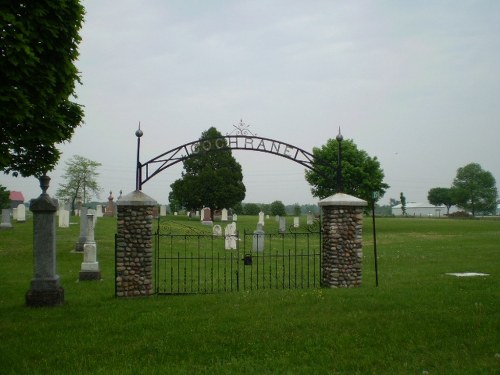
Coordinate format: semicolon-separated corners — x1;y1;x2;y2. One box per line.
319;193;367;288
79;213;101;280
75;206;88;252
26;175;64;307
115;190;157;297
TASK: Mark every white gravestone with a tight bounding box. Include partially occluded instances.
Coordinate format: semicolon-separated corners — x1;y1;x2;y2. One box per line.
79;213;100;280
12;208;17;221
232;213;238;222
212;224;222;236
307;212;314;225
279;217;286;233
0;209;12;229
58;209;70;228
258;211;265;226
294;217;300;228
252;224;265;252
221;208;228;222
16;204;26;222
160;205;167;216
95;204;103;217
224;222;237;250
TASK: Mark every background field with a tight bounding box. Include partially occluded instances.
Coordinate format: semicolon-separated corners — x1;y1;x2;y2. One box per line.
1;214;499;374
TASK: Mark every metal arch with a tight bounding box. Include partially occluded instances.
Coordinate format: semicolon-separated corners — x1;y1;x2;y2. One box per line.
137;135;332;189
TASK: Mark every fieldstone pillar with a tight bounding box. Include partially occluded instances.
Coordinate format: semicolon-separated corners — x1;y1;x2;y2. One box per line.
319;193;367;288
115;190;157;297
26;175;64;307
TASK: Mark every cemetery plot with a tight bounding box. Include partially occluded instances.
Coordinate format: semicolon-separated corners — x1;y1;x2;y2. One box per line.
155;230;321;294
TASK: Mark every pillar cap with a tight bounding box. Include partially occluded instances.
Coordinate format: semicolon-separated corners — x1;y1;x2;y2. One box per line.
116;190;157;206
318;193;367;207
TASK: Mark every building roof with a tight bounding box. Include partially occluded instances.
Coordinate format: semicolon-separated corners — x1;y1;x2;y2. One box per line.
9;191;25;202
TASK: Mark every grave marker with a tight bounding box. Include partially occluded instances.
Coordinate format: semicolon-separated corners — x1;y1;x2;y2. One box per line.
224;222;237;250
79;213;101;280
0;209;12;230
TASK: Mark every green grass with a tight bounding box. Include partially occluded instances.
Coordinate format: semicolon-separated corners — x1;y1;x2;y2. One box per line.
1;215;499;374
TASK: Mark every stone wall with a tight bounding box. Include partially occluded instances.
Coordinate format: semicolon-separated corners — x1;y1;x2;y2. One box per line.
116;191;156;297
319;193;367;288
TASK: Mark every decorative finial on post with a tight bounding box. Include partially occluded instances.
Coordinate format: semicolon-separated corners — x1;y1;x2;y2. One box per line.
336;127;343;193
135;122;143;191
39;174;51;196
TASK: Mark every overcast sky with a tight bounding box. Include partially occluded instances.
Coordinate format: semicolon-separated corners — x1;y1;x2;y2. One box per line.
2;1;500;206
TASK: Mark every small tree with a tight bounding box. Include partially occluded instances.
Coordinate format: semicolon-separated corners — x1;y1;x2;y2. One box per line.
427;187;455;215
452;163;497;216
56;155;102;213
270;200;286;216
0;185;10;209
400;192;407;216
305;138;389;203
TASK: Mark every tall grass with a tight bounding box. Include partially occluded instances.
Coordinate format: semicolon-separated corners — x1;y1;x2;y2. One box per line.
0;215;499;374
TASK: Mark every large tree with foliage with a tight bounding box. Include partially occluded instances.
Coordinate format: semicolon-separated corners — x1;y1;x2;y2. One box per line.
169;127;246;217
56;155;102;213
451;163;497;216
305;138;389;203
0;1;84;177
427;187;456;215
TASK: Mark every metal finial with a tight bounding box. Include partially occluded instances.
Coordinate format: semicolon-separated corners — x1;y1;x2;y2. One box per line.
336;127;343;142
135;122;143;138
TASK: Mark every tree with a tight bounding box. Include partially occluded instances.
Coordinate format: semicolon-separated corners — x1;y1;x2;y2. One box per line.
0;185;10;209
242;203;260;215
0;1;85;177
400;192;407;216
305;138;389;203
56;155;102;213
451;163;497;216
270;200;286;216
169;127;246;217
427;187;456;215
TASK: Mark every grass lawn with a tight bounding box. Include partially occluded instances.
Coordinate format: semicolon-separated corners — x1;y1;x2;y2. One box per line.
0;213;499;374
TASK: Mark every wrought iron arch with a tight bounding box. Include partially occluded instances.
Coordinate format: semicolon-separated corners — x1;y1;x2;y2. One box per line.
135;131;334;190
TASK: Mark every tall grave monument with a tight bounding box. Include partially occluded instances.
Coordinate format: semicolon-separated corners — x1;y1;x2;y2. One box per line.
26;175;64;306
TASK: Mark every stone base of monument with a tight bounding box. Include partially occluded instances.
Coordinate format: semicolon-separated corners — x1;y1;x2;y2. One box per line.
79;270;101;281
25;288;65;307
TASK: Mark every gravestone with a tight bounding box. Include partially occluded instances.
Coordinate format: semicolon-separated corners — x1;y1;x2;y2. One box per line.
258;211;265;226
75;207;88;252
0;209;12;230
212;224;222;236
95;204;103;218
221;208;228;222
174;211;178;216
202;207;212;225
196;210;200;217
224;222;237;250
104;191;114;217
275;215;280;222
232;213;238;222
79;213;101;280
294;216;300;228
160;205;167;216
12;208;17;220
307;212;314;225
26;175;64;307
252;223;265;252
58;209;70;228
279;216;286;233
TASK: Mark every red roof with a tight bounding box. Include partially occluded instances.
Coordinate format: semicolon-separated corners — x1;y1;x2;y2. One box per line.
9;191;25;202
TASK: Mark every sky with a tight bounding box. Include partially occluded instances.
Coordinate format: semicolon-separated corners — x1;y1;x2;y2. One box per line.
2;0;500;206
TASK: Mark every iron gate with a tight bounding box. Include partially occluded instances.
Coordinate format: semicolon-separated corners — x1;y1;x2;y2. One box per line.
154;221;321;295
